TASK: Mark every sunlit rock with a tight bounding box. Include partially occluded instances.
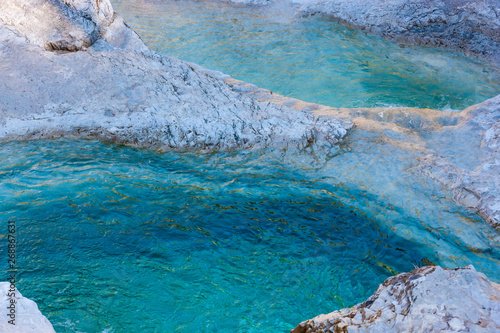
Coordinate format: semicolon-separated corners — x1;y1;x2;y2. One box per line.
292;265;500;333
0;0;112;51
0;0;351;150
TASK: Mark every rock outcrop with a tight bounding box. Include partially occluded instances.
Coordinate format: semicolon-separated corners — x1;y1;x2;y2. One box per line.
296;0;500;65
1;0;499;331
0;0;351;150
292;265;500;333
0;282;55;333
0;0;114;51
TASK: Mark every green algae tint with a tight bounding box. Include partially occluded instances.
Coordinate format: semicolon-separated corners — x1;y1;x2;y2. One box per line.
1;139;499;332
110;0;500;110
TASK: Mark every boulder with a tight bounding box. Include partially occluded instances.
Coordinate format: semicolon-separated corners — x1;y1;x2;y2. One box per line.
292;265;500;333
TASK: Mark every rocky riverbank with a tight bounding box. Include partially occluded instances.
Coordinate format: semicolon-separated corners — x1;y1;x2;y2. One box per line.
235;0;500;66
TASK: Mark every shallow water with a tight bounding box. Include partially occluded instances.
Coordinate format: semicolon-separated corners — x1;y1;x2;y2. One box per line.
110;0;500;110
1;139;499;332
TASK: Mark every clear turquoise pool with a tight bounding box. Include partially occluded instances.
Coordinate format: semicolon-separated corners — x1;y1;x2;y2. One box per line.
110;0;500;110
1;139;499;332
3;1;500;331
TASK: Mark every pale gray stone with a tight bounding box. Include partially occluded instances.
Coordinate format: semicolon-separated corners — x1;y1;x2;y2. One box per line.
0;0;352;151
292;265;500;333
416;94;500;228
0;282;55;333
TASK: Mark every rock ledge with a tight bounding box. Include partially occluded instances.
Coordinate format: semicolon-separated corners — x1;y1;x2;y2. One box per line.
292;265;500;333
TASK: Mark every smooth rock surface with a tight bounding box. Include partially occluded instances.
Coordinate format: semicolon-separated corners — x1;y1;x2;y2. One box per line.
296;0;500;65
292;265;500;333
230;76;500;228
415;94;500;228
0;0;351;150
0;282;55;333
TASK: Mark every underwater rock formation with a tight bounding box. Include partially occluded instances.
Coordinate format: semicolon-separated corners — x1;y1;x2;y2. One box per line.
227;77;500;228
292;265;500;333
416;94;500;228
0;0;351;150
0;282;55;332
297;0;500;65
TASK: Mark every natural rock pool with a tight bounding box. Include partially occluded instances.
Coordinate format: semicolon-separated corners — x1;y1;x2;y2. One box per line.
110;0;500;110
2;0;500;331
1;139;499;332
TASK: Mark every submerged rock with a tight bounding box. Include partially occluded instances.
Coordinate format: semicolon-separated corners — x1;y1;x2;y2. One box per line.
296;0;500;65
0;0;351;150
292;265;500;333
223;0;500;64
0;282;55;332
229;75;500;228
412;94;500;228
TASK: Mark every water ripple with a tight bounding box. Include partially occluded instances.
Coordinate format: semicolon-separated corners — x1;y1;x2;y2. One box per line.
0;139;498;332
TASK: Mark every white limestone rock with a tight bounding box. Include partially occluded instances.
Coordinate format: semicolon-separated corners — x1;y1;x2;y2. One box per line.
296;0;500;65
292;265;500;333
0;282;55;333
0;0;352;150
415;94;500;228
0;0;114;51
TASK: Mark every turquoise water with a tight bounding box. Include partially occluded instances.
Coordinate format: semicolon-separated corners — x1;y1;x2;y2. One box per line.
1;139;499;332
2;1;500;332
110;0;500;110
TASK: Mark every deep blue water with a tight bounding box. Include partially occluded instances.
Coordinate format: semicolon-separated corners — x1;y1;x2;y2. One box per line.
110;0;500;110
1;139;499;332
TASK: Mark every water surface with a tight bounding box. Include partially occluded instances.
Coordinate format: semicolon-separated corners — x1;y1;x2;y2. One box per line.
110;0;500;110
1;139;499;332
